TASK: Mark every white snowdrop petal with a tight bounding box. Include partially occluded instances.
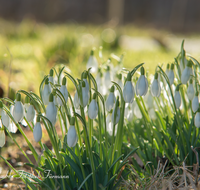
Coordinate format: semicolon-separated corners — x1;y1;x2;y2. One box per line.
136;75;148;96
123;81;135;103
187;84;195;100
192;96;199;113
74;91;80;109
46;102;57;126
13;101;24;122
26;105;36;122
181;67;191;84
167;70;174;85
194;112;200;128
151;79;161;97
81;87;89;107
33;122;42;142
1;110;10;128
67;125;77;147
106;92;116;112
86;56;98;73
42;84;51;105
0;130;5;147
88;100;98;119
174;91;181;109
58;85;68;106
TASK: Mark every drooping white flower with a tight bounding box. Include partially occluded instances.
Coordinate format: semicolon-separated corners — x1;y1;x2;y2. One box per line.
167;64;174;85
88;93;98;119
111;98;120;125
106;86;116;112
151;72;161;97
194;109;200;128
43;78;51;105
80;81;89;108
57;77;68;106
174;86;181;109
46;93;57;126
1;105;10;128
25;101;36;122
181;60;193;84
86;50;98;73
192;92;199;113
123;72;135;103
67;117;78;147
33;117;42;142
187;79;195;100
0;129;5;147
13;93;24;122
136;67;148;96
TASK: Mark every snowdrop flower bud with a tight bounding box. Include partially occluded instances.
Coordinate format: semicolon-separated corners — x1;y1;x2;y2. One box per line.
86;50;98;73
181;60;193;84
194;108;200;128
46;93;57;126
58;77;68;106
192;92;199;113
49;69;54;85
167;64;174;85
33;116;42;142
1;110;10;128
151;72;161;97
112;97;120;125
26;100;36;122
106;86;116;112
165;64;170;76
136;67;148;96
13;93;24;122
67;117;77;147
24;96;30;111
0;129;5;147
74;90;80;109
88;93;98;119
187;79;195;100
123;72;135;103
80;81;89;107
104;66;112;91
43;78;51;105
174;86;181;109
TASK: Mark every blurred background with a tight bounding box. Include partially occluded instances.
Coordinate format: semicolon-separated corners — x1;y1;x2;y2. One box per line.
0;0;200;97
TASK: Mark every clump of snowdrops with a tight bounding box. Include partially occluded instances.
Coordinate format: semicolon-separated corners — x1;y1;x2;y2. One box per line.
0;40;200;189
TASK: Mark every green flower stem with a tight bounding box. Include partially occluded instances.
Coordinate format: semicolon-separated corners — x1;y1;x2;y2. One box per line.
58;111;65;140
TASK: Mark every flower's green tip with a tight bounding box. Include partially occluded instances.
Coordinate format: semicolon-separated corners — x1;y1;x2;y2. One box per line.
70;117;75;125
49;69;54;77
45;78;49;84
110;85;115;92
116;96;120;107
171;63;174;70
154;72;158;79
197;107;200;112
118;73;122;80
90;50;94;56
36;116;40;122
189;78;193;84
187;60;193;67
93;93;96;99
82;81;86;87
25;96;30;104
16;93;21;101
62;77;67;85
0;101;3;108
167;63;170;69
195;91;199;96
127;72;131;81
49;93;54;102
141;67;145;75
30;100;34;105
106;65;110;71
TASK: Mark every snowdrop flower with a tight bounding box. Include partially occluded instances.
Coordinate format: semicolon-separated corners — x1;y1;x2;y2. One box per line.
136;67;148;96
174;86;181;109
112;97;120;125
192;92;199;113
165;63;170;76
57;77;68;106
67;117;77;147
123;72;135;103
25;100;36;122
104;65;112;92
194;108;200;128
151;72;161;97
187;79;195;100
86;50;98;73
33;116;42;142
167;64;174;85
0;102;10;128
82;71;90;98
80;81;89;108
0;128;5;147
43;78;51;105
181;60;193;84
106;86;116;112
13;93;24;122
46;93;57;126
74;90;80;109
88;93;98;119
